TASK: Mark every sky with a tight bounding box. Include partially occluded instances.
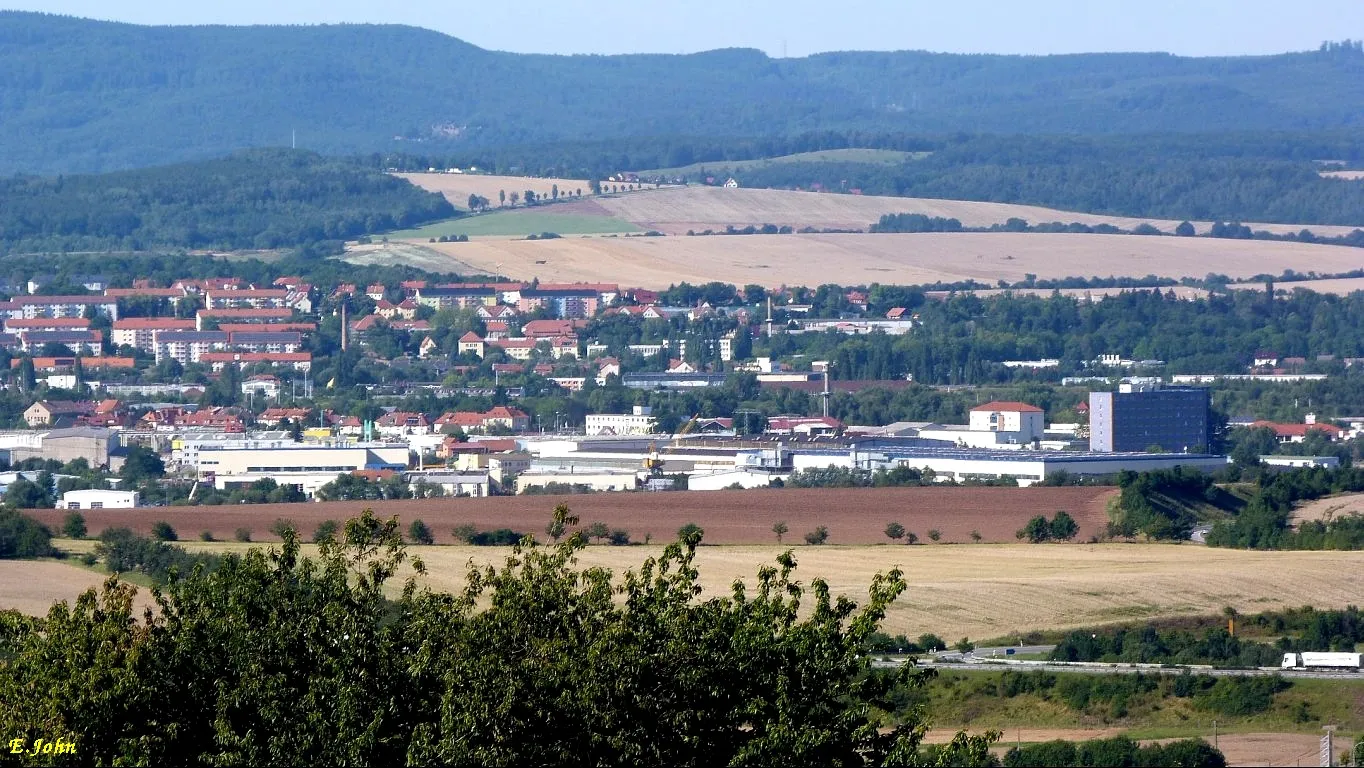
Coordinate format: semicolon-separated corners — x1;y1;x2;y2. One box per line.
6;0;1363;57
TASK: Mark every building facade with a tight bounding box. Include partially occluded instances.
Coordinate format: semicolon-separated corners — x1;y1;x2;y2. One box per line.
1089;386;1211;453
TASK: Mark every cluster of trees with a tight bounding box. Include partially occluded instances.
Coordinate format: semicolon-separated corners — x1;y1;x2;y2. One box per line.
91;527;220;583
1003;736;1227;763
1207;465;1364;549
986;669;1287;718
0;507;1003;765
1002;736;1224;768
0;149;455;252
1108;467;1220;541
1053;625;1281;668
313;473;446;502
0;508;54;558
1052;607;1364;666
1015;512;1078;543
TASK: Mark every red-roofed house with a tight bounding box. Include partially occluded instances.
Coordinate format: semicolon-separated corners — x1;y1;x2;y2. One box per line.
435;407;529;434
376;411;431;436
458;332;485;358
257;407;312;427
1249;416;1348;444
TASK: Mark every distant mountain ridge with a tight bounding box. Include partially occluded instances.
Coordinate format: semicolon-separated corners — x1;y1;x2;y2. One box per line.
3;12;1364;174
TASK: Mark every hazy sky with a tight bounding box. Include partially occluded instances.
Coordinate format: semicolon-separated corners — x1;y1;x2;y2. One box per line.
8;0;1363;57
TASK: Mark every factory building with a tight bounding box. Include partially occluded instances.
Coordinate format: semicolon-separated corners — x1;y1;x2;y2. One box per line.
194;444;411;497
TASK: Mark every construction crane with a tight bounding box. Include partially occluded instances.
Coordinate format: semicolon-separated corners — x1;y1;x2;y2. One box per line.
642;441;665;476
672;412;701;443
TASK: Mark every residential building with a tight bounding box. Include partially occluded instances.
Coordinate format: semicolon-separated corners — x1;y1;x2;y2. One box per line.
1089;384;1211;453
403;471;490;497
414;286;497;309
0;296;119;321
226;331;303;354
242;375;282;401
154;331;229;364
112;318;197;352
4;317;90;334
457;332;486;358
204;288;290;310
375;411;432;437
1248;414;1349;444
517;287;599;318
24;400;96;427
434;407;529;434
199;352;312;372
19;329;103;354
196;308;293;328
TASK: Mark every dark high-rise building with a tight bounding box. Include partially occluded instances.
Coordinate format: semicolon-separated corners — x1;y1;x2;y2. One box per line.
1089;385;1210;453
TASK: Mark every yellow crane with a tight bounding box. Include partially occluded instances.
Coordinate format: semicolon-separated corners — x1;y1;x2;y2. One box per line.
642;442;665;475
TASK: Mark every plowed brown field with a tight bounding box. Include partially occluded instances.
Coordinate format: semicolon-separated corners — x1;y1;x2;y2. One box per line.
27;486;1116;545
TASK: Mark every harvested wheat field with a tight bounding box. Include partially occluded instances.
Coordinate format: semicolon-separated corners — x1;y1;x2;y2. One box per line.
401;543;1364;640
570;185;1364;238
1231;276;1364;295
353;231;1364;290
396;173;592;209
24;486;1116;546
18;540;1361;640
1291;493;1364;523
0;560;131;615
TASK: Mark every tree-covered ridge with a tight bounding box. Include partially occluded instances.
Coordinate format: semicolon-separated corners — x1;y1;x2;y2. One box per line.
0;149;455;251
3;12;1364;173
0;507;1000;766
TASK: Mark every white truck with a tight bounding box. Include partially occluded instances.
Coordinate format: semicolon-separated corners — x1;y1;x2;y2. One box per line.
1280;652;1363;671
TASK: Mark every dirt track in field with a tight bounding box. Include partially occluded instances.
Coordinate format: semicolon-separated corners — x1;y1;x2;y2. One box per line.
26;486;1117;545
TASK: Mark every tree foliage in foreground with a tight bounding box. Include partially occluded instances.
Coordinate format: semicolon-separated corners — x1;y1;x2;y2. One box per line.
0;506;999;766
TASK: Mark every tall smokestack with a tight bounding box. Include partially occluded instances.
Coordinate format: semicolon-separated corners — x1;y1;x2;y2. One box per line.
341;303;348;351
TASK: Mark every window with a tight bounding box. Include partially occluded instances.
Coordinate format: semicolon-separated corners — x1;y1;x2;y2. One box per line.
91;502;103;509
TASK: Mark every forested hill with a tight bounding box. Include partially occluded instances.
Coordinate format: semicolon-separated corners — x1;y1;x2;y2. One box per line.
0;149;454;252
4;13;1364;174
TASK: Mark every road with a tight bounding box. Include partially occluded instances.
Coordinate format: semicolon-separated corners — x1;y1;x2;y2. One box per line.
935;645;1055;662
870;655;1364;680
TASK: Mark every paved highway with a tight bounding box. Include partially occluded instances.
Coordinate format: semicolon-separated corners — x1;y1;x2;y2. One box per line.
870;656;1363;680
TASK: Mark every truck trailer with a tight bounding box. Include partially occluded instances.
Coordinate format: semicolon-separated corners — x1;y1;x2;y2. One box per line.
1280;652;1363;670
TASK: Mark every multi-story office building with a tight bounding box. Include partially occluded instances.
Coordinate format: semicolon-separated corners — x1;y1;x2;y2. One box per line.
1089;384;1211;453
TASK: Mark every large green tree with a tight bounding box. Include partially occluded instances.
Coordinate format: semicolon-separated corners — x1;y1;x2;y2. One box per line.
0;506;998;765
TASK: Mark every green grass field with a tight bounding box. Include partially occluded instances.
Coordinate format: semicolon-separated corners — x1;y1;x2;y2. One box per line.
636;148;929;177
389;211;641;239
